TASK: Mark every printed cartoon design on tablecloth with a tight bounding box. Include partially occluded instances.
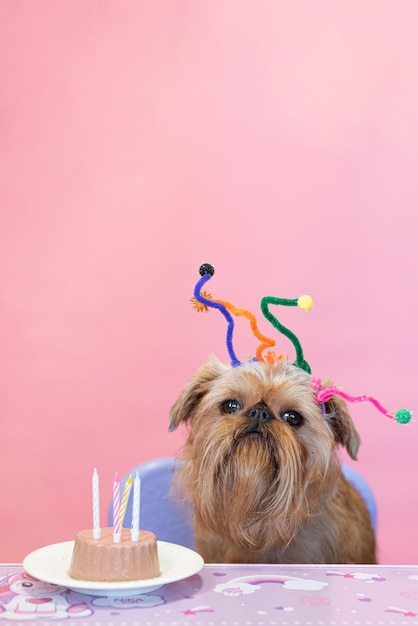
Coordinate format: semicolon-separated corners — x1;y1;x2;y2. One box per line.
0;573;92;620
403;575;418;600
0;571;168;620
90;594;165;610
386;606;418;618
356;593;373;602
214;574;328;596
300;595;331;606
211;570;418;622
182;605;215;615
326;570;386;582
401;591;418;601
384;575;418;617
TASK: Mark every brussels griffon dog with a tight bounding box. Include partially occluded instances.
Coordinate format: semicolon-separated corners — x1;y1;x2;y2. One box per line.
169;356;377;564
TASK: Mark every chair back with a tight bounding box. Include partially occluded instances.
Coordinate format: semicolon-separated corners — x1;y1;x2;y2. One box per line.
109;457;377;549
342;464;377;530
107;456;194;548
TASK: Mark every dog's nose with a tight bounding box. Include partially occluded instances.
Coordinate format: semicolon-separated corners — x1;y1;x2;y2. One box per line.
247;405;272;425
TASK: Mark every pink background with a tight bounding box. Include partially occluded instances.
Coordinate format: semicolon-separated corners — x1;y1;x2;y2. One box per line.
1;1;417;564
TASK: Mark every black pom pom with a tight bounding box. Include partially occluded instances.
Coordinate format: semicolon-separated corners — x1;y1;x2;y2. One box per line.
199;263;215;276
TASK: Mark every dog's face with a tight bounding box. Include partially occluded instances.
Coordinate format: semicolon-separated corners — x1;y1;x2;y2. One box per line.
170;356;361;552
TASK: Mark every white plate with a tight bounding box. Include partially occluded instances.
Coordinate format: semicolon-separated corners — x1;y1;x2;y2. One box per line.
23;540;204;596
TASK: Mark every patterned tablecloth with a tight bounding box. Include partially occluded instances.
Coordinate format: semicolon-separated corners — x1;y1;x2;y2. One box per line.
1;563;418;625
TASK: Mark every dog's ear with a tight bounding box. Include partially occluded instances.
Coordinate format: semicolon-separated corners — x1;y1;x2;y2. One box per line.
323;391;361;460
169;356;228;431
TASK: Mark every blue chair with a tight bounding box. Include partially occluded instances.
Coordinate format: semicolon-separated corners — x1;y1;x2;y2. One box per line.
108;457;195;548
342;464;377;530
110;457;377;549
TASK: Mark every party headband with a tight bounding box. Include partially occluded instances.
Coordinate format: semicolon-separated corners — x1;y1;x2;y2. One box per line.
191;263;411;425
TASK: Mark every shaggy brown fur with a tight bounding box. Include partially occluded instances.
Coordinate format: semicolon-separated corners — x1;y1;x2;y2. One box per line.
169;356;376;564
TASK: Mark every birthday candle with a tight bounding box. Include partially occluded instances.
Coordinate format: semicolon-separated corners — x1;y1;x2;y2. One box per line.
92;468;101;540
119;474;132;528
113;472;121;543
131;471;140;542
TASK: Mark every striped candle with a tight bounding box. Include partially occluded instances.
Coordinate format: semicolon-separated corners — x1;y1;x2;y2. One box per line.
119;474;132;528
113;472;121;543
131;471;140;542
92;467;101;539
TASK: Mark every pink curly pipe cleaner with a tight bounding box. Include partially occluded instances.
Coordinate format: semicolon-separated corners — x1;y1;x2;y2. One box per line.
312;378;411;424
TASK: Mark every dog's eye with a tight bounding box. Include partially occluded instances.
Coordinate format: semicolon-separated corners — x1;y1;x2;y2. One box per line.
282;410;304;427
221;399;241;414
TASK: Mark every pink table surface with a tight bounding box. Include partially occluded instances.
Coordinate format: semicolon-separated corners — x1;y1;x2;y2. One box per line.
1;563;418;625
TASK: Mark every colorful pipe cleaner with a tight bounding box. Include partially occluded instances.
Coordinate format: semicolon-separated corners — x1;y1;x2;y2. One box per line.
311;379;411;425
191;263;411;425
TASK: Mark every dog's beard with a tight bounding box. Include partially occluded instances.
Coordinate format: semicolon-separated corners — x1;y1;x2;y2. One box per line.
180;420;325;551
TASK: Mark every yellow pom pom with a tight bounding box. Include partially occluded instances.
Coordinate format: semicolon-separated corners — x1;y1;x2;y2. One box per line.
298;295;313;311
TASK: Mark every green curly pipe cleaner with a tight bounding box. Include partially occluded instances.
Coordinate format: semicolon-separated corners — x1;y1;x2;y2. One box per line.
260;296;311;374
